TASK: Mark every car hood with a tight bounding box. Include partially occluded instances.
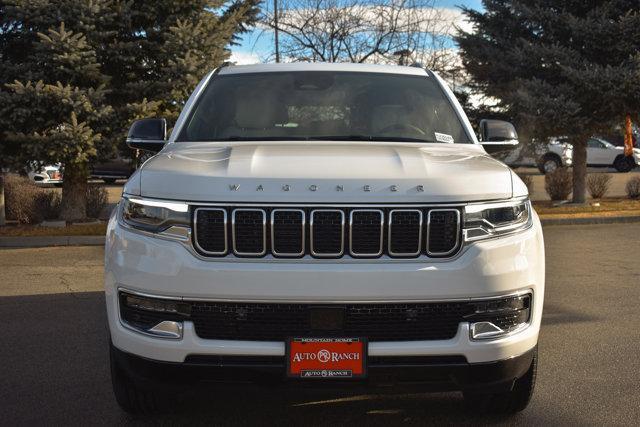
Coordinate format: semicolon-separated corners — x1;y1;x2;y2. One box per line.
129;141;514;203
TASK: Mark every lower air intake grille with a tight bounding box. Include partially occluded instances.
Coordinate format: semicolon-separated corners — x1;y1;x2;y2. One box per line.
190;301;471;341
119;292;531;343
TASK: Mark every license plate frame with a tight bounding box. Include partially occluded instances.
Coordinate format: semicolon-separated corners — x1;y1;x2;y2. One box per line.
286;337;367;379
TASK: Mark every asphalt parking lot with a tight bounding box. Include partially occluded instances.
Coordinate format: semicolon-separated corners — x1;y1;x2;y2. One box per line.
1;223;639;425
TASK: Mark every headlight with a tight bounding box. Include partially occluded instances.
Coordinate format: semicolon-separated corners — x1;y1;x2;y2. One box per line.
120;196;190;233
463;198;532;242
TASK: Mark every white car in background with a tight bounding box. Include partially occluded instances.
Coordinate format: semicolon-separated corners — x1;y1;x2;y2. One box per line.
27;164;63;186
585;137;639;172
537;140;573;173
498;139;572;173
541;137;639;173
503;137;639;174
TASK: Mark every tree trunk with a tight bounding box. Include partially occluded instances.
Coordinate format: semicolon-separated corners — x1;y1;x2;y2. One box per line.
571;138;588;204
60;162;88;222
0;174;5;226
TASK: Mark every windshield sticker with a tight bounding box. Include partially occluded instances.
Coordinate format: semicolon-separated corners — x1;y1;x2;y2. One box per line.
434;132;455;143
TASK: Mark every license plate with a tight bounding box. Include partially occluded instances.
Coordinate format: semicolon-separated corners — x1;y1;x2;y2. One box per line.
287;337;367;379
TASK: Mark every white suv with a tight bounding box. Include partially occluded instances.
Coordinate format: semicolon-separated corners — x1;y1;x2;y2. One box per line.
105;63;545;415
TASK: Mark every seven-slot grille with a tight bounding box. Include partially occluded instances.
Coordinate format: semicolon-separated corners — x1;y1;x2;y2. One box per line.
194;206;461;259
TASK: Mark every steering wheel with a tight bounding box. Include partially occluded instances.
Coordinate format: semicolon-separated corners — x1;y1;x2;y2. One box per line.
377;123;426;136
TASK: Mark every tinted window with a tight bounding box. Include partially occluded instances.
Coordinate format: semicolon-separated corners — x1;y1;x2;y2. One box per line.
587;139;603;148
178;72;471;144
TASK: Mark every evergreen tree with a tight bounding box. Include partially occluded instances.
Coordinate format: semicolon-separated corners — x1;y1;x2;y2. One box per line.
456;0;640;203
0;20;112;220
0;0;259;220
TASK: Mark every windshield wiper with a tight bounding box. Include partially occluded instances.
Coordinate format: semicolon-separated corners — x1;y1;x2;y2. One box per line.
308;135;435;143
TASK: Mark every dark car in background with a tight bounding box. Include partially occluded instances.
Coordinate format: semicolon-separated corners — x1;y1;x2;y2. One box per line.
90;155;136;184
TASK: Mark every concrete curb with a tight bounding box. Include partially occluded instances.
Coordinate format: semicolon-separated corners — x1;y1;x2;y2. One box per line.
540;215;640;226
0;235;105;248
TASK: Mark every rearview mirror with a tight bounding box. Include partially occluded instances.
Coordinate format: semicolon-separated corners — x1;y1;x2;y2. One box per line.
126;118;167;152
479;119;519;155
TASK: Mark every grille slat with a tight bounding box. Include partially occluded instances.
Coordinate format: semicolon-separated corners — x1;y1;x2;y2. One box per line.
194;206;461;259
194;208;227;255
310;210;345;257
350;210;383;257
271;209;305;256
232;209;266;256
427;209;460;256
388;210;422;257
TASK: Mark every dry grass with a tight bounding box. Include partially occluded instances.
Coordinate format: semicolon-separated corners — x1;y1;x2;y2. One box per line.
534;198;640;218
0;222;107;237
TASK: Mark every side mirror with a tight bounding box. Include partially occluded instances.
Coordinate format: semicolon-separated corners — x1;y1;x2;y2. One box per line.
126;118;167;152
479;119;519;156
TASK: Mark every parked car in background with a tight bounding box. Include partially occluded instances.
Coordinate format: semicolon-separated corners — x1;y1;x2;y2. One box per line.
537;139;573;174
498;139;573;173
585;137;639;172
28;164;63;186
90;155;135;184
498;136;639;174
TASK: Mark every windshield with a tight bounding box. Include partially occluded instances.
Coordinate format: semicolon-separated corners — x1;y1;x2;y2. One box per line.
177;71;472;144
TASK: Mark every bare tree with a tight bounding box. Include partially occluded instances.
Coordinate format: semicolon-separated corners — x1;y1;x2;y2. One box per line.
261;0;457;67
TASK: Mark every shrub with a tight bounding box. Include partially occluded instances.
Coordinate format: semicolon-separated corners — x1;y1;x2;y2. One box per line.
516;172;534;194
3;174;45;224
586;174;611;199
86;185;108;218
626;176;640;199
33;191;61;220
544;168;572;201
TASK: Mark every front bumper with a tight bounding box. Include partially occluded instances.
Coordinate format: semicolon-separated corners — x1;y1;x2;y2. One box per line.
112;342;536;392
105;211;545;365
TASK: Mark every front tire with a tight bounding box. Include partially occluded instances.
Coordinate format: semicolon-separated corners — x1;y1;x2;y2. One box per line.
614;155;634;173
464;348;537;415
110;342;163;414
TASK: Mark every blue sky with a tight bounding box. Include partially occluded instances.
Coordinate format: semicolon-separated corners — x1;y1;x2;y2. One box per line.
231;0;484;63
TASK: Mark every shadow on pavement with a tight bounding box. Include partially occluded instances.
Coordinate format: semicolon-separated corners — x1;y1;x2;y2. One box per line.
0;291;575;426
540;302;598;326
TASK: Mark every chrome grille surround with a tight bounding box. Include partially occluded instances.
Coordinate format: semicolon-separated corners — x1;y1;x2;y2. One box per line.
192;204;462;260
231;208;267;256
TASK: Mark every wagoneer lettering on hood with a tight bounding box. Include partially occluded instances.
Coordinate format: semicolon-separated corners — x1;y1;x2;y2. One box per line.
130;141;514;203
